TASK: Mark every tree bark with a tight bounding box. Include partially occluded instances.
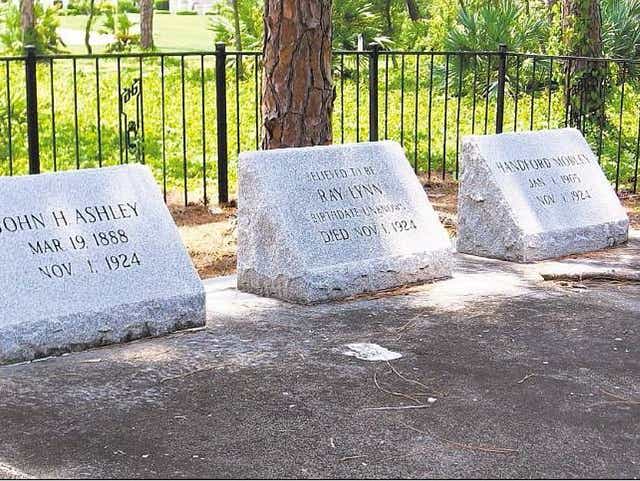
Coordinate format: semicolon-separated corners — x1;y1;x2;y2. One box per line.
231;0;243;73
405;0;421;21
20;0;36;46
140;0;154;49
562;0;604;128
262;0;333;149
85;0;96;54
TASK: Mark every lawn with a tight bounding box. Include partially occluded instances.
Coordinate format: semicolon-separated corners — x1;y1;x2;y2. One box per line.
58;13;216;53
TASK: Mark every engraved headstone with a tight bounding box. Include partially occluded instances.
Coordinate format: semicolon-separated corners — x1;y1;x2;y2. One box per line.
0;165;205;364
458;128;629;262
237;141;453;304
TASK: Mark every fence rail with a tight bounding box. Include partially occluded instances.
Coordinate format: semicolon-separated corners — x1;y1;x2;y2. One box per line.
1;44;638;205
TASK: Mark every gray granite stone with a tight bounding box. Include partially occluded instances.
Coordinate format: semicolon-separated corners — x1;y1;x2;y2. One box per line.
0;165;205;364
458;128;629;262
237;141;453;304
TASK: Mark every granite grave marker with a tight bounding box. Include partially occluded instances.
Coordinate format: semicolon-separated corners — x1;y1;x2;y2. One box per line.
458;128;629;261
237;141;453;303
0;165;205;364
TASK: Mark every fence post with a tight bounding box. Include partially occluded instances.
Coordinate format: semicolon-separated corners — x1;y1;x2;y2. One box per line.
215;42;229;204
495;44;507;134
368;43;380;141
25;45;40;175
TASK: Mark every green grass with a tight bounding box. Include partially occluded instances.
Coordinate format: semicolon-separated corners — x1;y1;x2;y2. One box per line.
59;13;215;54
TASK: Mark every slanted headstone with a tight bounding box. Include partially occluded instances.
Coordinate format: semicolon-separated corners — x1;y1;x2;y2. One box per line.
458;128;629;262
237;141;453;304
0;165;205;364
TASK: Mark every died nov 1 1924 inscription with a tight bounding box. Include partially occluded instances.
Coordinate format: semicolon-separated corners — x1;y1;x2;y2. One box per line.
0;165;205;365
237;141;453;304
457;128;629;262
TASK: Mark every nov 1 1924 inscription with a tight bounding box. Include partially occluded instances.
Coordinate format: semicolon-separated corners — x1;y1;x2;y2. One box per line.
237;141;454;304
457;128;629;262
0;165;205;364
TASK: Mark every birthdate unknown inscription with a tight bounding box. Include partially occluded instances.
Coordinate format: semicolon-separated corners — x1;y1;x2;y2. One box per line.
1;202;143;281
492;153;598;208
303;165;418;244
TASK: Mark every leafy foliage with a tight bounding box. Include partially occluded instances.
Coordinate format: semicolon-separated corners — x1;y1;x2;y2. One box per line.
445;0;549;52
207;0;262;50
0;1;66;54
99;10;140;52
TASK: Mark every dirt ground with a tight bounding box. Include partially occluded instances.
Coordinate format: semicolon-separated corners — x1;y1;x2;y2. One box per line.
2;236;638;479
170;181;640;278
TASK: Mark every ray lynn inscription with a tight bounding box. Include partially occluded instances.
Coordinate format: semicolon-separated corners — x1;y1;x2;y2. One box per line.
237;141;453;304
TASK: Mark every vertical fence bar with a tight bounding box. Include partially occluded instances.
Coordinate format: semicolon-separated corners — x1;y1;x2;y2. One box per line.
495;44;507;134
455;53;463;177
634;109;640;194
95;58;102;167
235;53;241;154
200;54;207;205
514;55;521;131
180;55;188;205
24;46;40;174
413;54;420;173
72;58;80;169
400;54;405;147
443;54;450;180
340;54;344;144
138;57;145;164
216;43;229;205
356;54;361;142
427;54;434;179
615;62;626;192
471;54;477;134
384;53;389;139
368;43;379;142
117;57;123;165
546;58;553;128
529;57;536;130
160;55;167;202
564;59;572;127
5;61;13;175
49;58;57;171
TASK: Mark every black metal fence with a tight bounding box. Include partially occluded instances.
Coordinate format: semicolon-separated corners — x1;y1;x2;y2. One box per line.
1;44;638;205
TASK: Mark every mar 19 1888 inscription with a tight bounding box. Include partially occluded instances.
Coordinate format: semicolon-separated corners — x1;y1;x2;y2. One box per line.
457;128;629;262
0;165;205;364
237;141;453;304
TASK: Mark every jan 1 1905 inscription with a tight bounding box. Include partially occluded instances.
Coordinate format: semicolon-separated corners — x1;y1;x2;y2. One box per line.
457;128;629;262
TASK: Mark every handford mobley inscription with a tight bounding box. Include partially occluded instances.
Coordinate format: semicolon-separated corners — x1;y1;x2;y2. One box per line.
237;141;453;304
0;165;205;364
457;128;629;262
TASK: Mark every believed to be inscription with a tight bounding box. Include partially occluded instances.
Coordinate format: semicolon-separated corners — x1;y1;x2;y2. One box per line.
237;141;453;304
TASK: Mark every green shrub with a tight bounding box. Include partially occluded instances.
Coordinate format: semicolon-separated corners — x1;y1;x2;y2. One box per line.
154;0;170;11
0;2;66;54
176;10;198;15
118;0;140;13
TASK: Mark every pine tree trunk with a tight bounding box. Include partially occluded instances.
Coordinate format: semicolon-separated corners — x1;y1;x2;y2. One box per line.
405;0;421;21
85;0;96;54
140;0;154;49
562;0;604;128
20;0;36;46
262;0;333;149
231;0;243;74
